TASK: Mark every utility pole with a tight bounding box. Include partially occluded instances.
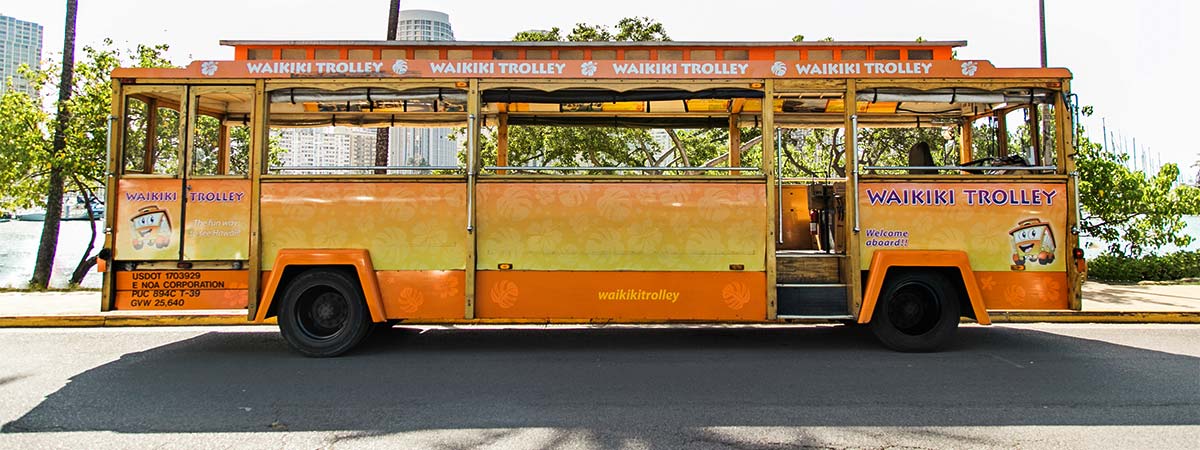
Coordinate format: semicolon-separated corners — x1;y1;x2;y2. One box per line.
1038;0;1048;68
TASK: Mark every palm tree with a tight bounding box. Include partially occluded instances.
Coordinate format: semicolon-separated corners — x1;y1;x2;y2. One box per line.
373;0;400;174
31;0;78;288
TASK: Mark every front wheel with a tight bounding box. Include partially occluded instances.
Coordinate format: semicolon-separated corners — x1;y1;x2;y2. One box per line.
278;269;372;357
869;271;960;352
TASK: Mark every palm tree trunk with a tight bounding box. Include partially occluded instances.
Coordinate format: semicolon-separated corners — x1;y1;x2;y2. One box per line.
30;0;78;288
374;0;401;174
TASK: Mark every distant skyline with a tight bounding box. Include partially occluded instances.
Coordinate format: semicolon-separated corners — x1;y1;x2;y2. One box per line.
389;8;459;169
3;0;1194;174
0;14;44;96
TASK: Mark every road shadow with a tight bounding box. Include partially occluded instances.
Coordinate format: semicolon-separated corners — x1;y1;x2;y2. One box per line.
3;325;1198;443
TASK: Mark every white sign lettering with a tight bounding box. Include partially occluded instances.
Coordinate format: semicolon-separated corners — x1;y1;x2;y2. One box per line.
245;61;384;75
612;62;678;75
430;61;496;74
794;61;934;76
496;62;566;75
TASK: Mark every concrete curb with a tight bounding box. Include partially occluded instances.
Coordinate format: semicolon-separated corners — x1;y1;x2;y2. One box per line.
0;312;1197;327
987;311;1200;324
0;315;276;328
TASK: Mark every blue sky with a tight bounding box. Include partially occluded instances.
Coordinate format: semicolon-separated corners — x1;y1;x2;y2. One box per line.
6;0;1195;178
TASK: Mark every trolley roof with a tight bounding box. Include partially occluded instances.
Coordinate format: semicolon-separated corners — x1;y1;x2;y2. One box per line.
112;40;1071;81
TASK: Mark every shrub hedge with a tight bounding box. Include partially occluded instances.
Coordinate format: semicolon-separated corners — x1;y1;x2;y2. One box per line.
1086;250;1200;282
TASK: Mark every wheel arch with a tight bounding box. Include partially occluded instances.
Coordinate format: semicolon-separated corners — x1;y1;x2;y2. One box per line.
857;250;991;325
254;249;386;323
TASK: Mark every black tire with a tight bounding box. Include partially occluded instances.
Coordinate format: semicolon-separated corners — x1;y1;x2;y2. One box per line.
278;269;372;357
869;271;960;352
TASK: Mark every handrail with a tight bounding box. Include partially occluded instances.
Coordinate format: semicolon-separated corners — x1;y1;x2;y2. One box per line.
776;129;783;244
105;114;116;229
851;114;860;233
1070;171;1082;235
860;165;1057;171
483;166;761;172
269;165;462;171
781;177;849;182
467;113;476;233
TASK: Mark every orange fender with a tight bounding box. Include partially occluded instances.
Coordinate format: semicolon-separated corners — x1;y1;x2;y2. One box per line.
858;250;991;325
254;249;386;324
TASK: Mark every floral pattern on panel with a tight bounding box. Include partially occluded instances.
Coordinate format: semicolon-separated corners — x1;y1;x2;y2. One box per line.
476;183;767;271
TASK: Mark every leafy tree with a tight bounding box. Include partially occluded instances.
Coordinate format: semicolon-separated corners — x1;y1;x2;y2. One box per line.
479;18;679;173
481;18;769;173
0;76;51;212
0;39;175;287
567;23;611;42
612;17;671;42
1076;135;1200;256
1072;107;1200;255
791;34;805;42
513;28;562;42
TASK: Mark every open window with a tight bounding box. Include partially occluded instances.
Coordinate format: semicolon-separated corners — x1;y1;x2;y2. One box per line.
122;86;185;176
479;85;766;176
849;87;1060;175
264;85;468;175
189;87;254;177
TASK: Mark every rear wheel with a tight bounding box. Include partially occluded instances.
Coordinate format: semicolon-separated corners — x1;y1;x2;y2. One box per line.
869;271;960;352
278;269;372;357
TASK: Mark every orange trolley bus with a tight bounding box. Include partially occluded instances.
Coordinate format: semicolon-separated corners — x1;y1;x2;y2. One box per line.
102;39;1084;356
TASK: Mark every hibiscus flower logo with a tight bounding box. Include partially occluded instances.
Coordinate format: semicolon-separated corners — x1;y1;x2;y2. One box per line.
200;61;218;76
770;61;787;77
392;59;409;75
960;61;978;77
580;61;598;77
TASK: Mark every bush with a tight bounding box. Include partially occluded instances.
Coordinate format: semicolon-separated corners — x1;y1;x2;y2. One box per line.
1087;250;1200;282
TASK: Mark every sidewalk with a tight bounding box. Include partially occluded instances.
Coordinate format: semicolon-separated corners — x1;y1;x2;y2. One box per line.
0;281;1196;327
0;291;266;327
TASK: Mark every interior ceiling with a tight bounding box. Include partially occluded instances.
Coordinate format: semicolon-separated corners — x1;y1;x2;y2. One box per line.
131;86;1054;128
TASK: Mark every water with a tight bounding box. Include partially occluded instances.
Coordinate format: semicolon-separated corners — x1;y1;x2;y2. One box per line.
0;220;104;289
1080;215;1200;255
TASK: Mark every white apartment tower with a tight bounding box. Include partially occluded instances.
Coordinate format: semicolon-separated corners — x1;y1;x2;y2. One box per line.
394;9;455;41
0;15;43;96
275;127;378;174
389;10;459;169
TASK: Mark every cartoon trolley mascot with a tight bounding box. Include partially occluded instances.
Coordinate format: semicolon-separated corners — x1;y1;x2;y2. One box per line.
1009;218;1056;270
130;205;172;250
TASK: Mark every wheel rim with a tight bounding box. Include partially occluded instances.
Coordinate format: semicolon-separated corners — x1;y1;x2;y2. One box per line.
886;282;942;336
296;288;349;340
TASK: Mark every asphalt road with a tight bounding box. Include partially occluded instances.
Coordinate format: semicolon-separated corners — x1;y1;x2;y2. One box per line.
0;324;1197;449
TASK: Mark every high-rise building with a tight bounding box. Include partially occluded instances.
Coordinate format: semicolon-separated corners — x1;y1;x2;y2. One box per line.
275;127;377;174
275;9;459;172
394;10;455;41
390;10;459;170
0;15;43;96
649;129;674;159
